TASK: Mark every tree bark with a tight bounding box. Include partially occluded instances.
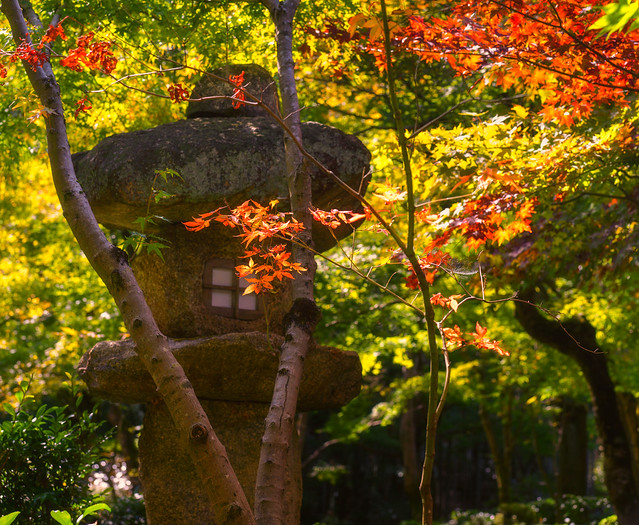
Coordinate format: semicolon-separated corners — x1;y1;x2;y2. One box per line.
515;287;639;525
254;1;320;523
617;392;639;495
400;366;425;521
556;397;588;496
478;402;512;505
1;2;255;523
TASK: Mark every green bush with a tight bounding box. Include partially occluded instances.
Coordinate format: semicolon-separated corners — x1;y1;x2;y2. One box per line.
0;380;107;523
444;496;617;525
445;509;496;524
531;495;615;525
99;494;146;525
494;502;537;525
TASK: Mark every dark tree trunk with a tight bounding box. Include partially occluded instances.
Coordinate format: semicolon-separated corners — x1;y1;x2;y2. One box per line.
400;390;424;520
478;401;512;504
515;288;639;525
555;397;588;496
617;392;639;493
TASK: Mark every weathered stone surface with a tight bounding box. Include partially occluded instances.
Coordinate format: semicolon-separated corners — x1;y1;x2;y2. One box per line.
77;332;362;411
128;224;293;338
139;400;301;525
186;63;280;119
72;117;370;249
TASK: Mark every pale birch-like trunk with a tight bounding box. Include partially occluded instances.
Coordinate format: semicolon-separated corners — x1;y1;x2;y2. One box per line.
254;1;320;523
1;2;255;523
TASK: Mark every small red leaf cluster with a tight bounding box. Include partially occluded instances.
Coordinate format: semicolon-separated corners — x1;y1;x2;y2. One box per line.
437;194;536;251
443;322;508;356
60;31;117;74
405;250;452;289
9;40;48;71
184;200;306;294
39;22;68;48
229;70;246;109
310;208;367;229
168;83;190;103
430;292;464;312
74;96;92;118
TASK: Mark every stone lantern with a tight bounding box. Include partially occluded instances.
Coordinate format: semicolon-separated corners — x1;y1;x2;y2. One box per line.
75;64;370;524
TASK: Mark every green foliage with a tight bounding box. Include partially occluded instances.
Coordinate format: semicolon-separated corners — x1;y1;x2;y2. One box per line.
0;380;107;523
0;513;20;525
444;497;617;525
98;494;146;525
445;509;495;525
589;0;639;36
0;161;124;401
530;495;615;525
309;461;348;486
50;503;111;525
494;502;537;525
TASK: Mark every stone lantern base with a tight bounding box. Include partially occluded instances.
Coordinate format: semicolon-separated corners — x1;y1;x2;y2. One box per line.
78;332;361;523
139;400;301;525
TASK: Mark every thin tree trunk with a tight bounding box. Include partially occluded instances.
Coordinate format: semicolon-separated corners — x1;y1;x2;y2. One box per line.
254;1;320;523
400;366;424;521
478;403;511;504
1;2;255;523
515;286;639;525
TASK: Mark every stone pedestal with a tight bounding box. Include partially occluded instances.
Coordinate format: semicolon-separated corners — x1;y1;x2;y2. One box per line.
139;401;301;525
77;333;361;523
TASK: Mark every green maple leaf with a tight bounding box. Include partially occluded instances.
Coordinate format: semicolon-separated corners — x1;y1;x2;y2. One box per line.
589;0;639;37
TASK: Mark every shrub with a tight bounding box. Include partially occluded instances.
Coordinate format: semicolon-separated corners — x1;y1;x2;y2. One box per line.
494;502;537;525
531;495;615;525
99;494;146;525
445;509;496;524
0;380;106;523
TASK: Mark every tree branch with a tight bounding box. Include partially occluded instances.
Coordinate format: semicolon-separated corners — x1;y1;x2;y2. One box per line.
254;1;319;523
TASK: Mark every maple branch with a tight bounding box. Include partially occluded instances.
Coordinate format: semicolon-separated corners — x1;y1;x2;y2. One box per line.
300;438;342;469
1;1;255;523
381;0;416;255
313;249;425;316
512;295;601;355
415;192;475;209
88;66;186;93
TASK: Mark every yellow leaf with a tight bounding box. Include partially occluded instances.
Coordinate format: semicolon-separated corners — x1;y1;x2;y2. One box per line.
512;104;529;119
